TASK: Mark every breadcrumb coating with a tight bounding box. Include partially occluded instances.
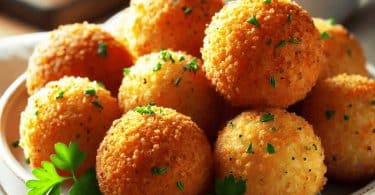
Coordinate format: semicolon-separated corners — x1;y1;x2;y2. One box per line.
96;106;212;195
313;18;368;79
301;74;375;182
27;22;134;95
20;77;121;175
115;0;224;58
202;0;323;107
118;50;222;139
215;108;327;195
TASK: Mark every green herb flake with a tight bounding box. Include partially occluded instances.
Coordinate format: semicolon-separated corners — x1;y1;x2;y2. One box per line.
270;76;276;88
97;42;108;58
270;126;277;132
11;140;19;148
25;157;30;164
343;115;350;121
176;181;184;191
327;17;335;26
260;113;275;122
215;175;246;195
151;166;168;176
325;110;335;120
179;56;185;62
175;76;182;86
247;16;260;27
134;105;156;115
91;100;103;110
183;58;199;73
264;0;271;3
123;68;131;76
289;38;301;44
266;143;275;154
153;62;162;72
246;143;255;154
96;81;105;89
371;100;375;105
313;144;318;150
35;110;39;116
56;91;64;99
305;146;311;151
85;89;96;96
321;31;332;40
287;14;292;23
275;40;287;48
182;6;192;15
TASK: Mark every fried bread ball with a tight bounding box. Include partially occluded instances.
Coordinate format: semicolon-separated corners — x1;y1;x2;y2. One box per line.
20;77;121;175
116;0;224;58
215;109;327;195
202;0;323;107
27;22;134;95
96;106;212;195
313;18;368;79
301;74;375;182
118;50;221;138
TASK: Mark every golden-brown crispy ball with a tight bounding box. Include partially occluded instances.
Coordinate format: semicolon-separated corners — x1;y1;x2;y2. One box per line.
313;18;368;79
202;0;323;107
27;22;134;95
215;108;326;195
301;74;375;182
96;106;212;195
20;77;121;175
116;0;224;58
118;50;222;138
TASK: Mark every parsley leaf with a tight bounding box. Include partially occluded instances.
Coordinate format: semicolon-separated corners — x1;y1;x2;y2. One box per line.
321;32;332;40
123;68;131;76
97;42;108;58
371;100;375;105
275;40;287;48
182;6;192;15
56;91;64;99
183;58;199;73
325;110;335;120
246;143;255;154
160;50;175;62
289;38;301;44
176;181;184;191
260;113;274;122
264;0;271;3
91;100;103;110
247;16;260;27
26;161;68;195
153;62;162;72
327;17;335;26
151;166;168;176
134;105;156;115
270;76;276;88
215;175;246;195
69;168;101;195
175;76;182;86
50;143;86;178
85;89;96;96
287;14;292;23
266;143;275;154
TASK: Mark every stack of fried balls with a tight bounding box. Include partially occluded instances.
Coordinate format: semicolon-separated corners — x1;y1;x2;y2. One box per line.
19;0;374;194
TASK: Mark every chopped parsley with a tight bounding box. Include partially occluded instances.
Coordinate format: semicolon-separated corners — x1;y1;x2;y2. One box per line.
275;40;287;48
179;56;185;62
35;110;39;116
247;16;260;27
325;110;335;120
343;115;350;121
264;0;271;3
371;100;375;105
270;76;276;88
266;143;275;154
176;181;184;191
183;58;199;73
97;42;108;58
305;146;311;151
327;17;335;26
11;140;19;148
289;38;301;44
313;144;318;150
246;143;255;154
151;166;168;176
91;100;103;110
153;62;162;72
85;89;96;96
175;76;182;86
215;175;246;195
56;91;64;99
160;50;175;62
134;105;156;115
321;32;332;40
287;14;292;23
96;81;105;88
182;6;192;15
123;68;131;76
270;126;277;132
260;113;274;122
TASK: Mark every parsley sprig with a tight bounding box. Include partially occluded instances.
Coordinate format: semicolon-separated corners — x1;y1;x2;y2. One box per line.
25;142;101;195
215;175;246;195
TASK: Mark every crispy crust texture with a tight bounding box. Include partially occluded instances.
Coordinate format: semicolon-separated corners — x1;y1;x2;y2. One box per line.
215;108;327;195
26;22;134;95
118;50;222;138
20;77;121;175
202;0;323;107
301;74;375;182
313;18;368;79
96;106;212;195
116;0;224;58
